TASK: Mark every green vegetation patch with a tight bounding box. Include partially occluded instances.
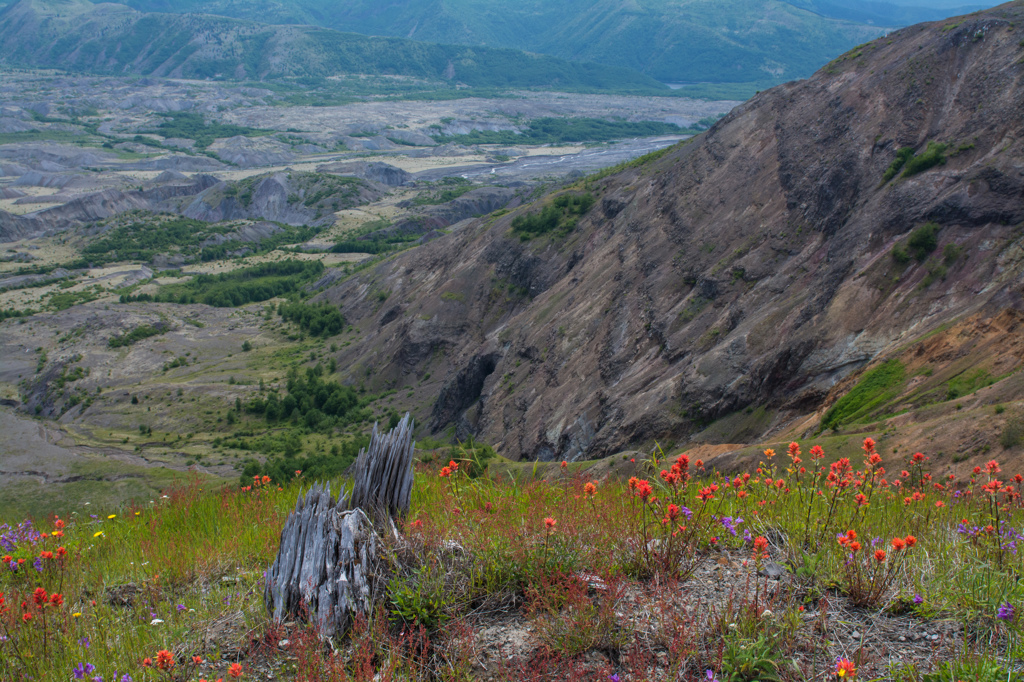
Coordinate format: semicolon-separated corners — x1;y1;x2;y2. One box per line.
82;217;227;265
295;174;364;208
44;288;101;311
892;222;941;264
241;435;369;485
149;112;271;149
436;118;690;145
946;369;995;400
882;147;915;183
108;323;168;348
245;364;369;429
411;177;475;206
902;141;948;177
821;359;906;430
278;301;345;337
149;260;324;307
0;308;37;323
512;192;595;240
0;130;101;146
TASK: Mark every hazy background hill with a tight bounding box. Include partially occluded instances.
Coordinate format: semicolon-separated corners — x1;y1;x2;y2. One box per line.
31;0;1004;84
0;0;666;91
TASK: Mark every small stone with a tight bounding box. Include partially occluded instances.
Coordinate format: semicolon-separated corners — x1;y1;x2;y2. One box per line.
851;631;861;639
758;561;787;579
898;636;906;642
279;639;290;647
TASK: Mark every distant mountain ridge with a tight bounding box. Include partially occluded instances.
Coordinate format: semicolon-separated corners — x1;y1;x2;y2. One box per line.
0;0;666;91
44;0;1001;83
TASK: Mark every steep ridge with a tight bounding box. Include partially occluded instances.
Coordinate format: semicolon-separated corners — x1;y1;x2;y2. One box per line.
88;0;890;84
0;0;664;90
318;2;1024;461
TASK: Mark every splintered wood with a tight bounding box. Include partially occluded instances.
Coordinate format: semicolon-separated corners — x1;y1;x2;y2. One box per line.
263;414;416;637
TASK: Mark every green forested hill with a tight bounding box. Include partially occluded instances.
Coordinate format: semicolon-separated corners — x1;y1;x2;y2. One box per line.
0;0;666;91
47;0;998;84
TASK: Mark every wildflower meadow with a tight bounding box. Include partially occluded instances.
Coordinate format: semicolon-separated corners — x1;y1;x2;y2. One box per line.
2;438;1023;681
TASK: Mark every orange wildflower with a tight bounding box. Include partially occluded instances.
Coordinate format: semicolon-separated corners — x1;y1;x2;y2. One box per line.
228;662;244;677
156;649;175;670
835;658;856;678
874;549;887;562
544;517;557;529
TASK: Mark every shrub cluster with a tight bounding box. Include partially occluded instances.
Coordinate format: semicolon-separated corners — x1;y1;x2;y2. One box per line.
245;364;367;429
278;301;345;337
511;192;595;240
139;260;324;307
107;323;167;348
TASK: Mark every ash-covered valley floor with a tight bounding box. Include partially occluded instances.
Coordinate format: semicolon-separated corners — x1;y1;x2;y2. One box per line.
0;69;736;518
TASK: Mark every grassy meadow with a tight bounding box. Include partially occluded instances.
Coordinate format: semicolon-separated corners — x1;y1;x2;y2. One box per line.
2;438;1023;681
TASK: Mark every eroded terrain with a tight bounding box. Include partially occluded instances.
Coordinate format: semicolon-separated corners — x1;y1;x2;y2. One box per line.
0;69;735;517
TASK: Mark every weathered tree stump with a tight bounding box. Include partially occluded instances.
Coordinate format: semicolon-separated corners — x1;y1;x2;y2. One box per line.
263;414;416;637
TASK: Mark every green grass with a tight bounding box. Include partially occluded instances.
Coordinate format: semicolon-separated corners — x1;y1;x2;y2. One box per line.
821;359;906;430
4;436;1024;680
947;369;996;400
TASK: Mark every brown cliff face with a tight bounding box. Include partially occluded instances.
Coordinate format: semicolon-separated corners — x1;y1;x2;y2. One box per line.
322;2;1024;461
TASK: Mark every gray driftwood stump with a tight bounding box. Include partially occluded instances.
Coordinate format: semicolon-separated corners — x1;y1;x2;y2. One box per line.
263;414;416;637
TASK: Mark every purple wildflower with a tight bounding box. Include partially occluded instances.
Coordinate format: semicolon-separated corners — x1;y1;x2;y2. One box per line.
998;603;1015;621
719;516;743;537
32;556;43;572
913;594;923;605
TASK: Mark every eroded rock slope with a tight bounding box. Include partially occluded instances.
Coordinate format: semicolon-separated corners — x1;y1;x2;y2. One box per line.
321;3;1024;461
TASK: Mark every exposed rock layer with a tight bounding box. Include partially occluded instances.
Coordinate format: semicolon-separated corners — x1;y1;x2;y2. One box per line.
320;4;1024;461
